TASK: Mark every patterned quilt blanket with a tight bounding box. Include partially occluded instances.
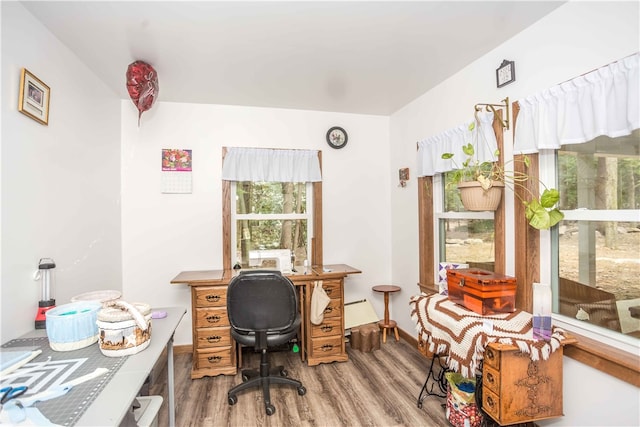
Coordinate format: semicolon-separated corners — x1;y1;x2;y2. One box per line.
410;293;567;378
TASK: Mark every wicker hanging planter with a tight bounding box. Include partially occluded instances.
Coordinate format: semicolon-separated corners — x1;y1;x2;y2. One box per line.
457;181;504;211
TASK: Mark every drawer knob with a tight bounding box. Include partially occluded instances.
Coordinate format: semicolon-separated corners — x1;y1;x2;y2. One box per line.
324;306;333;314
459;278;465;287
486;372;495;385
207;335;221;343
324;288;332;296
321;344;334;352
206;315;221;323
486;395;495;408
207;355;222;364
486;348;495;361
321;325;333;333
206;295;221;302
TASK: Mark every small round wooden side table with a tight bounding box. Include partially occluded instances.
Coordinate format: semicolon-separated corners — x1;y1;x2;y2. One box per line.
372;285;401;343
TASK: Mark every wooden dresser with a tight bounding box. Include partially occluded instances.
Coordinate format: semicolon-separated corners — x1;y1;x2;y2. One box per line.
171;265;361;379
482;342;565;425
411;293;575;426
305;278;348;366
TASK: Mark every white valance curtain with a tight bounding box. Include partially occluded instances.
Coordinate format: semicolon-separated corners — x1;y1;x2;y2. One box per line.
417;111;498;177
222;147;322;182
514;52;639;154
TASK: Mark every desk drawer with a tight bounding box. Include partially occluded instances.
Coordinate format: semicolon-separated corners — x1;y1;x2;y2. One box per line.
309;336;343;358
482;387;500;422
196;347;234;369
196;326;232;348
482;364;500;394
309;317;342;338
195;307;229;328
323;297;342;318
194;286;227;308
320;280;342;299
483;344;500;369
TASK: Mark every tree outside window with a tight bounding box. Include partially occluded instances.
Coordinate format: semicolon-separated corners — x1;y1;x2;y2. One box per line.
555;132;640;337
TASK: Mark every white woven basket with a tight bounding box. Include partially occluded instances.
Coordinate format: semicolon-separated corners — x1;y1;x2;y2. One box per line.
97;301;152;357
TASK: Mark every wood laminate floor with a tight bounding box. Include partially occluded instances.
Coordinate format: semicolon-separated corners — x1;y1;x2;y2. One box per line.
149;338;450;427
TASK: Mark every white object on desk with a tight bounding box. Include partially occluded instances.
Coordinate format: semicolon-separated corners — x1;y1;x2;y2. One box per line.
0;349;42;376
248;249;292;274
13;306;186;427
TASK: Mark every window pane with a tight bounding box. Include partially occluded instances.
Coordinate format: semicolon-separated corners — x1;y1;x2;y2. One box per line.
444;172;465;212
441;218;495;270
235;219;308;268
556;135;640;337
236;182;307;214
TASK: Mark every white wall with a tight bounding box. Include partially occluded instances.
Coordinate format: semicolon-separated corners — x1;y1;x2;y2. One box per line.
2;1;638;424
120;101;391;345
390;2;639;426
0;2;122;343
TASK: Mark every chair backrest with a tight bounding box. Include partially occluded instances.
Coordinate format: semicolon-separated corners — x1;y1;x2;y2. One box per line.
227;270;298;333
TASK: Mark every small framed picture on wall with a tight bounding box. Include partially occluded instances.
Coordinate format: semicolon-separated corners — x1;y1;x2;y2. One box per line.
18;68;50;125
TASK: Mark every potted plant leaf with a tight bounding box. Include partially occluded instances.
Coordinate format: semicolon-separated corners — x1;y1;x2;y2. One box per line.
442;121;564;230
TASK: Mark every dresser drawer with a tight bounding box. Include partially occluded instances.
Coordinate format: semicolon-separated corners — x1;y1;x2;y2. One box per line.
309;317;342;338
195;307;229;328
320;280;342;299
196;347;234;369
196;326;232;348
482;364;500;394
194;286;227;308
309;335;343;358
323;297;342;318
483;344;501;369
482;387;501;422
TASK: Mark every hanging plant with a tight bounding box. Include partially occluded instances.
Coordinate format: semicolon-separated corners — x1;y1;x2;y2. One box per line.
442;121;564;230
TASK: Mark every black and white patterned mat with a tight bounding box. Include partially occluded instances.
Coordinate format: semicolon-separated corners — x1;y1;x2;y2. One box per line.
1;337;127;426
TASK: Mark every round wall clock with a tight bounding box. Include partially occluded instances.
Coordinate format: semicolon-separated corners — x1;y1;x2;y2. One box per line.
326;126;348;149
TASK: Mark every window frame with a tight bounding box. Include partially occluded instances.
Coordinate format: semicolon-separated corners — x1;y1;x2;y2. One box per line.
418;112;506;290
513;101;640;387
222;148;324;270
419;104;639;386
229;181;314;268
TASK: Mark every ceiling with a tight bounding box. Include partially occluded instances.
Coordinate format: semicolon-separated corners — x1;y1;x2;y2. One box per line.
21;1;565;115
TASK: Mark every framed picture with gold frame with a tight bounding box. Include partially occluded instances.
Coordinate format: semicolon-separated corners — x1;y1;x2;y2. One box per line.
18;68;50;125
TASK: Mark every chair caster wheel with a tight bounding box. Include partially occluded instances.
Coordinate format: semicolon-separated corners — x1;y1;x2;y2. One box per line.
228;395;237;405
280;369;288;377
297;386;306;396
417;402;423;409
241;374;249;382
266;404;276;416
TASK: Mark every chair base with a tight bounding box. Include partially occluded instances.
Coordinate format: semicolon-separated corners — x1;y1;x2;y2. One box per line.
228;349;306;415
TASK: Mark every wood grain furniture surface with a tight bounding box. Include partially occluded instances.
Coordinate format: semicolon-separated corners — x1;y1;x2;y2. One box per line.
411;293;575;426
171;265;361;379
372;285;401;342
482;342;565;426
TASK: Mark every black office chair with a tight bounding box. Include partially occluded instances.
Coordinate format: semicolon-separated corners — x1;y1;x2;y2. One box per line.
227;270;306;415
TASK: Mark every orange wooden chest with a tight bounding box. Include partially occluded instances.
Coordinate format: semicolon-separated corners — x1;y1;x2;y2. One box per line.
447;269;516;315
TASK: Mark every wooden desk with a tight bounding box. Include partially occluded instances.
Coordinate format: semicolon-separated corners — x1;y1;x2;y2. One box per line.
171;265;361;379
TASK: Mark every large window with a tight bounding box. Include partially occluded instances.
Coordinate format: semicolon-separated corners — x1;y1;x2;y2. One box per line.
554;132;640;338
231;181;313;269
222;147;323;271
438;172;496;270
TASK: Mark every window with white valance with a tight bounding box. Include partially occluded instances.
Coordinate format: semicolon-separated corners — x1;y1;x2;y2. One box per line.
514;52;639;154
222;147;322;182
416;111;498;177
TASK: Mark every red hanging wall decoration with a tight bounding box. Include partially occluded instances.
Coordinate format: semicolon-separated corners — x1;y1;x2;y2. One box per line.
126;60;159;125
